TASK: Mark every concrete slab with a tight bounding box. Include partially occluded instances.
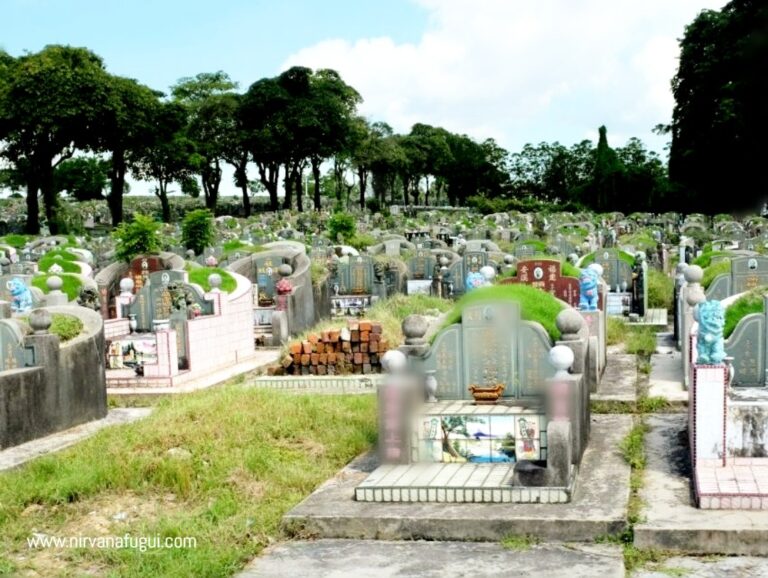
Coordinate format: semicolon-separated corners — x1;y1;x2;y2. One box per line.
282;415;632;542
648;351;687;404
238;540;625;578
634;414;768;555
632;555;768;577
107;350;280;395
594;354;637;403
0;408;152;472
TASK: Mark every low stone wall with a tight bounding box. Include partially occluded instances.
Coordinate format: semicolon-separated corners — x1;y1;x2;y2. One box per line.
0;305;107;449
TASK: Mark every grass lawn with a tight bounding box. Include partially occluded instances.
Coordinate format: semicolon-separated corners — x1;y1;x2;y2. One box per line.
724;289;765;338
186;267;237;293
0;387;377;577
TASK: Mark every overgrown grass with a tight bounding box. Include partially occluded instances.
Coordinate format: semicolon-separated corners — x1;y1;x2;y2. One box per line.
39;248;83;274
31;274;82;301
647;270;673;310
0;387;377;577
186;267;237;293
311;260;329;287
693;251;731;269
501;534;539;551
625;327;657;357
221;240;264;260
701;259;730;290
607;317;627;346
440;284;565;341
724;289;765;338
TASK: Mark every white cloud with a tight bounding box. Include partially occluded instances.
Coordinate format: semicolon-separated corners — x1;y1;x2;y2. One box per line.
283;0;726;153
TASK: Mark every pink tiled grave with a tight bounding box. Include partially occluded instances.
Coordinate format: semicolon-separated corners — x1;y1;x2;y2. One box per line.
696;459;768;509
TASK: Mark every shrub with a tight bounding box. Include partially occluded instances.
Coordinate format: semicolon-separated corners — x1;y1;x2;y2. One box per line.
693;251;731;268
50;314;84;342
647;270;673;310
182;209;215;256
327;211;356;243
113;214;161;262
440;284;565;341
724;290;765;338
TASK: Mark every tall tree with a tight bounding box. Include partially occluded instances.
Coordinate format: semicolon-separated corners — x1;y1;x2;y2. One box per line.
0;45;112;233
54;157;109;201
171;71;238;213
670;0;768;213
129;101;200;222
97;75;160;226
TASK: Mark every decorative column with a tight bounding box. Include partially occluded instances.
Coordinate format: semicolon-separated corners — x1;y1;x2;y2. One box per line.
682;265;705;388
275;264;293;312
377;350;421;465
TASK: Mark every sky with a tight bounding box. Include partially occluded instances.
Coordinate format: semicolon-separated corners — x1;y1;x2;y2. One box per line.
2;0;727;195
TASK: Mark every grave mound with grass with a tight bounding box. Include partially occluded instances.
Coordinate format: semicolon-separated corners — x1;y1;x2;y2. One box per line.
579;249;636;268
38;248;83;274
439;284;565;342
31;274;83;301
186;267;236;293
702;259;731;289
18;313;84;342
724;289;765;338
694;250;734;269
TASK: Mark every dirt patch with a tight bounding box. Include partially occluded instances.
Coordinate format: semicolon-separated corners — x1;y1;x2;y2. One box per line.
8;491;183;577
227;467;267;501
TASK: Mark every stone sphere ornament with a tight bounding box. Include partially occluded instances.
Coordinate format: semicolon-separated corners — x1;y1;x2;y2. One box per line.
683;265;704;285
480;265;496;281
46;275;63;292
119;277;135;294
549;345;575;379
208;273;222;291
29;308;52;334
381;350;407;374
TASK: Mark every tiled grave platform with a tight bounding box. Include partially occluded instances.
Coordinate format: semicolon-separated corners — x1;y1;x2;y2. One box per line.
627;308;668;327
281;415;631;542
355;463;571;503
695;459;768;510
635;414;768;555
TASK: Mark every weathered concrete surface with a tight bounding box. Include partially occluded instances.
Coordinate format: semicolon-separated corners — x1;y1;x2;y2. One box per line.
0;408;152;472
648;333;686;404
635;414;768;554
238;540;625;578
632;555;768;577
593;353;637;403
282;415;631;542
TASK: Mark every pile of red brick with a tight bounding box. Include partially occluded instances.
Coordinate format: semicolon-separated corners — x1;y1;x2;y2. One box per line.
270;320;390;376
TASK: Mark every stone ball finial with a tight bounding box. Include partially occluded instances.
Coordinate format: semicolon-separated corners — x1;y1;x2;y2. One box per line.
0;257;9;267
208;273;222;291
684;265;703;284
480;265;496;281
278;264;293;278
46;275;63;292
119;277;135;294
186;249;196;259
549;345;575;378
556;309;583;340
504;254;515;265
402;314;429;346
381;350;407;374
439;256;449;267
29;308;52;334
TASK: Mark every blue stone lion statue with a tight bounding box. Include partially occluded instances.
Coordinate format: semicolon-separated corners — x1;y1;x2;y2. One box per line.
695;300;726;365
579;268;599;311
7;277;32;313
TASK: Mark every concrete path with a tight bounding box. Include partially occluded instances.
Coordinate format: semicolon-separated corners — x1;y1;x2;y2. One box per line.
634;555;768;577
648;332;687;403
238;540;625;578
594;353;637;403
0;408;152;472
635;414;768;555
